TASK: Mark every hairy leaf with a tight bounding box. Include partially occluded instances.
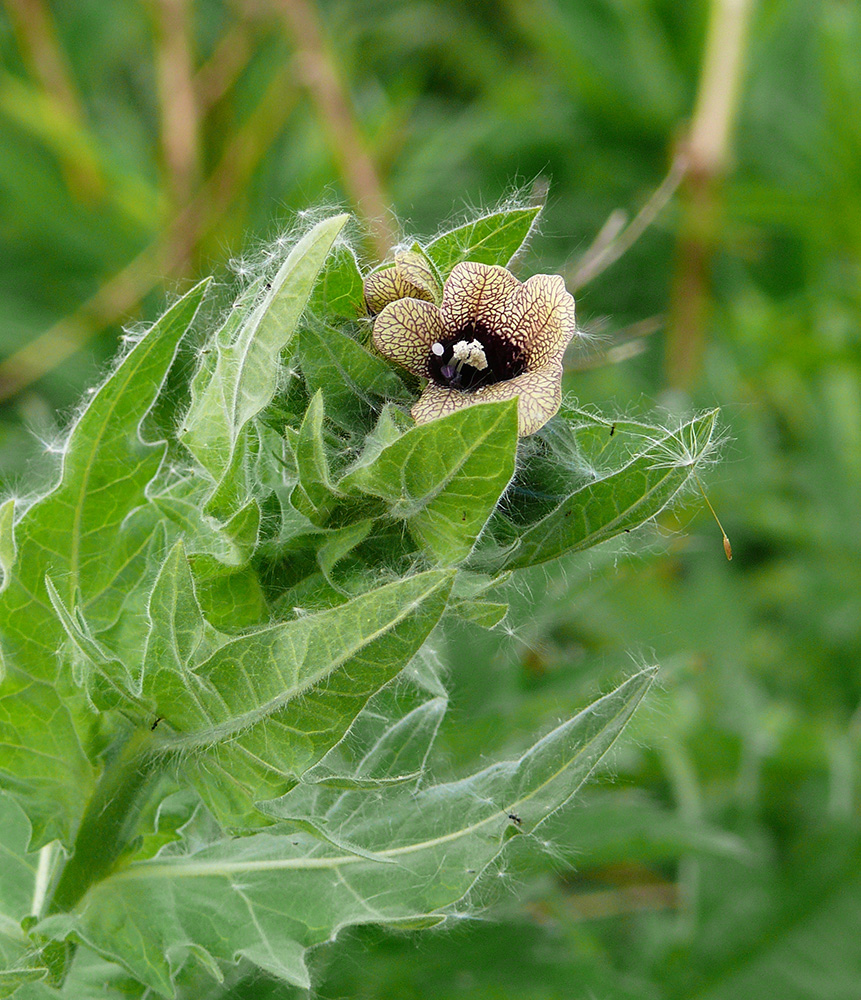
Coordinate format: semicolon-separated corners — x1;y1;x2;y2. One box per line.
297;322;412;430
474;410;719;571
35;669;653;996
341;399;518;564
180;214;348;485
0;280;208;846
142;568;454;822
424;206;541;275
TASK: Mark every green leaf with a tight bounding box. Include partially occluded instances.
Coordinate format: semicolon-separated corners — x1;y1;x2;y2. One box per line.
423;206;541;276
180;214;349;484
0;794;59;997
0;278;209;676
40;669;652;996
0;972;50;1000
341;399;519;565
475;410;719;571
298;683;447;789
188;558;268;631
0;280;208;847
297;322;412;431
306;244;365;321
289;391;335;523
199;424;261;524
0;499;15;596
144;569;455;823
0;676;93;850
152;477;260;569
44;578;144;714
0;791;37;942
449;598;509;628
316;518;375;592
142;542;214;683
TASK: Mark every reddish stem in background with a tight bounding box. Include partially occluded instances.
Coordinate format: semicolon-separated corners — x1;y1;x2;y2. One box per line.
275;0;396;261
665;0;756;390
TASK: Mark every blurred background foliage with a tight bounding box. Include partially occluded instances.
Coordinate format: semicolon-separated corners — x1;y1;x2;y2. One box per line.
1;0;860;997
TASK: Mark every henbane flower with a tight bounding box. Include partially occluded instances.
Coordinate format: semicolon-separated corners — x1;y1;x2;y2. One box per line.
363;250;442;314
371;260;577;436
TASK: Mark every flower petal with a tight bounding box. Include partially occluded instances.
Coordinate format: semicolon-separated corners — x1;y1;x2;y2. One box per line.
373;298;446;377
440;261;521;336
364;252;441;314
507;273;577;365
410;383;466;425
474;361;564;436
411;360;563;437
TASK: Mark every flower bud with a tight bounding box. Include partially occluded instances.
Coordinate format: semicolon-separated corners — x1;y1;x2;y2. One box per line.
363;251;443;315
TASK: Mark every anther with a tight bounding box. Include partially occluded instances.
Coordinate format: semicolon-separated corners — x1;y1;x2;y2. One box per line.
451;339;488;371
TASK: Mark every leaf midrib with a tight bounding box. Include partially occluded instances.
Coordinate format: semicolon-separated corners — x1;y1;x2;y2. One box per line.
156;571;453;751
105;670;651;882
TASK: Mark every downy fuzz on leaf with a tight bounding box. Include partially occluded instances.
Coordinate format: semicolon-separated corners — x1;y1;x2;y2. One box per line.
0;205;719;999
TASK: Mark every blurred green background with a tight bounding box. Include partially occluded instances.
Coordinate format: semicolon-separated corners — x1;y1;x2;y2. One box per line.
1;0;860;997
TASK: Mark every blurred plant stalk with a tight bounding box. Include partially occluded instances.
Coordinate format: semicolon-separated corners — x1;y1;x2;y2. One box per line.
665;0;756;390
1;0;103;200
150;0;202;208
0;56;299;402
0;0;394;403
276;0;396;260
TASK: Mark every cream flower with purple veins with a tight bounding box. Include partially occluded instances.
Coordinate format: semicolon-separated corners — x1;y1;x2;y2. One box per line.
372;260;577;436
363;250;442;314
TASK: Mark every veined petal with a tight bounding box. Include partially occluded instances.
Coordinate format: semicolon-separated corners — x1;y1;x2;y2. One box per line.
474;361;564;436
373;298;446;377
364;252;441;314
507;273;577;365
412;360;563;437
440;261;521;335
410;383;467;425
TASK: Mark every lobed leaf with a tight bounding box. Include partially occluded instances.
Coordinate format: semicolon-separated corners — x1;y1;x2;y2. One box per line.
474;410;719;571
0;279;209;677
143;568;455;823
0;280;208;846
35;669;653;996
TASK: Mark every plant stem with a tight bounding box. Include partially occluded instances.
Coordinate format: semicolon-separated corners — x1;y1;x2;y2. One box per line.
276;0;396;261
48;727;158;915
665;0;756;389
151;0;201;208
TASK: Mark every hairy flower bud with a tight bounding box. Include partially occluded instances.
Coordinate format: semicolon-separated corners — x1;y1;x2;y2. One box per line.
363;250;443;315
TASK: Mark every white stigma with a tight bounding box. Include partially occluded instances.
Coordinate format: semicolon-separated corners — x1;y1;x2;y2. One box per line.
431;342;445;356
451;339;488;371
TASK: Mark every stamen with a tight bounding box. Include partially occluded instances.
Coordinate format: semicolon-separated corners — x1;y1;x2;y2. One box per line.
431;342;445;356
451;339;488;371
